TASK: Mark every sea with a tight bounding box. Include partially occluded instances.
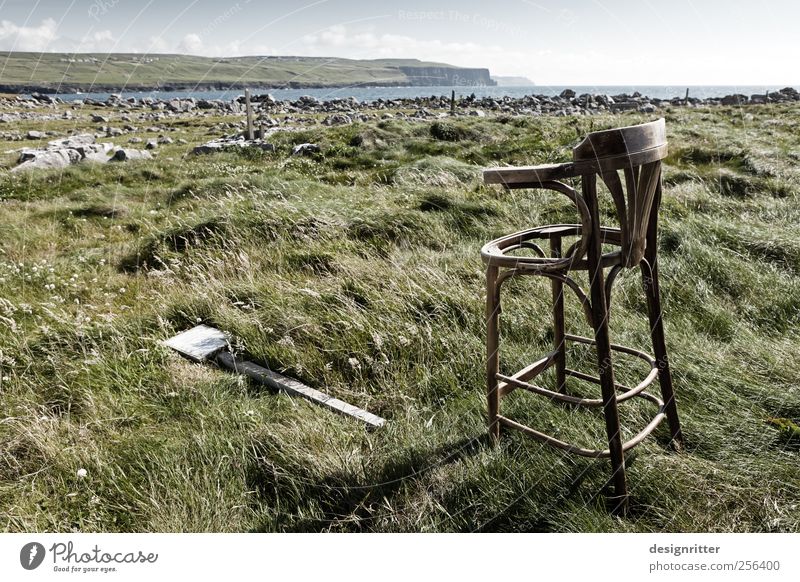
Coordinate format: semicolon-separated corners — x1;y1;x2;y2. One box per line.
46;85;789;103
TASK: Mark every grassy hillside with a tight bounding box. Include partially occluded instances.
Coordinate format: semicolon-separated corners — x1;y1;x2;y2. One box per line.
0;103;799;532
0;52;489;91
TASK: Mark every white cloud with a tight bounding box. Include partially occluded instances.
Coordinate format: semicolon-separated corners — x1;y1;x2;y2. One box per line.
178;33;203;54
76;30;115;52
0;18;58;51
298;24;528;76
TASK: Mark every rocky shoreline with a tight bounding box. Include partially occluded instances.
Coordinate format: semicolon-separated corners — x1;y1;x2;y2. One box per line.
3;86;797;120
2;87;798;168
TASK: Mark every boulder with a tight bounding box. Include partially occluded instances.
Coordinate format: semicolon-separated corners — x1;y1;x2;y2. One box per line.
322;114;352;126
11;149;81;172
721;94;748;106
26;130;45;140
192;138;275;155
47;134;96;149
291;143;320;156
110;149;153;162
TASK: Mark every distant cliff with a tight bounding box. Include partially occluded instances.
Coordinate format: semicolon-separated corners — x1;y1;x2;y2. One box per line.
0;52;496;93
399;66;496;87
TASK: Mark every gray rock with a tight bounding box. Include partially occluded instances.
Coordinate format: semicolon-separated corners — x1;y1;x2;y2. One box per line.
292;143;320;156
252;93;277;104
26;130;45;139
82;151;111;164
560;89;576;99
192;142;224;155
192;138;275;155
47;134;96;149
145;139;158;149
610;102;639;112
469;109;486;117
322;114;352;126
721;94;748;106
110;148;153;162
92;115;109;123
157;136;174;144
12;149;81;172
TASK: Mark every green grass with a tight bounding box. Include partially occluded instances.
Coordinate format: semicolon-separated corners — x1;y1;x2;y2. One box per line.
0;52;477;90
1;102;799;532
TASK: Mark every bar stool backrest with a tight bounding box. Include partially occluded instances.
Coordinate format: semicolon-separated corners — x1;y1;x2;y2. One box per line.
572;118;669;268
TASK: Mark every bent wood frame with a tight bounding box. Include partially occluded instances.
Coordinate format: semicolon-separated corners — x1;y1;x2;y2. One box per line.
482;119;683;515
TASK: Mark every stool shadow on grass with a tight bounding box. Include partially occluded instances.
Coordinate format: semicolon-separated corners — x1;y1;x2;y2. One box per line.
244;431;641;532
245;434;486;532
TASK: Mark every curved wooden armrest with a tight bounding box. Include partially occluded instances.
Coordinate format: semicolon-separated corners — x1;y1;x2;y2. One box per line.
483;162;577;189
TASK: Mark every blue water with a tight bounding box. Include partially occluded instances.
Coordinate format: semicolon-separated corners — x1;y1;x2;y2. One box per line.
48;85;789;103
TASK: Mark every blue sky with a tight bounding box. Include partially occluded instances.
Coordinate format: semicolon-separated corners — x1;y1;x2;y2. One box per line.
0;0;796;84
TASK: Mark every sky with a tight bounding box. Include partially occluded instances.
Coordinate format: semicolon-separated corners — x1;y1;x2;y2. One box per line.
0;0;797;85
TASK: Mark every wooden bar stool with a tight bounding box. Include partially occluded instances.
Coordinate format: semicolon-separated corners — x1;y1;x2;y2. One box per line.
481;119;683;514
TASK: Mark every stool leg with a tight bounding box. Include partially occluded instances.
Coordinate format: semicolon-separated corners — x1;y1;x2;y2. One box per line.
584;175;628;514
643;194;684;449
486;265;501;443
550;237;567;394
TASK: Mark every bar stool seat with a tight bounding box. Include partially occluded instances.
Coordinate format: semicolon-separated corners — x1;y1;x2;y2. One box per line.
481;119;684;515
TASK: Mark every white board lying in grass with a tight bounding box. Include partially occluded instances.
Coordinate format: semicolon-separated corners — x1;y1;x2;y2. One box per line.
162;325;386;429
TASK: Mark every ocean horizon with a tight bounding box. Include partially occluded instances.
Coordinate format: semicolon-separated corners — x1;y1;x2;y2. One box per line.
39;84;794;103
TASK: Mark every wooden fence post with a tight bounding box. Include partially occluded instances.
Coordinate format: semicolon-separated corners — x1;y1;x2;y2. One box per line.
245;88;254;140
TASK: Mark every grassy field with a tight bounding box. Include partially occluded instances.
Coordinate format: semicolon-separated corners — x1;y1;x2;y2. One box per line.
0;52;485;90
0;102;799;532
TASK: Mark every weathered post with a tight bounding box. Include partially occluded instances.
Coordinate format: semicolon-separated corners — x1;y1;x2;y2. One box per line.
245;88;254;140
684;88;689;106
260;123;267;140
450;89;456;114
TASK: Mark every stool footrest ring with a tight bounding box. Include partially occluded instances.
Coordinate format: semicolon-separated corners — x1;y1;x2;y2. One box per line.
498;334;659;405
494;334;667;457
496;391;666;459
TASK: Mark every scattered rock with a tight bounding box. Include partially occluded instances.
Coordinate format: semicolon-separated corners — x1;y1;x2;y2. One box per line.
12;148;81;172
322;114;352;126
721;94;748;106
292;143;321;156
192;136;275;155
26;130;45;139
110;148;153;162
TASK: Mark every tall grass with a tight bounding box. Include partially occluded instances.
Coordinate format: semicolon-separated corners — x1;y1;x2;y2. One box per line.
1;104;799;532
